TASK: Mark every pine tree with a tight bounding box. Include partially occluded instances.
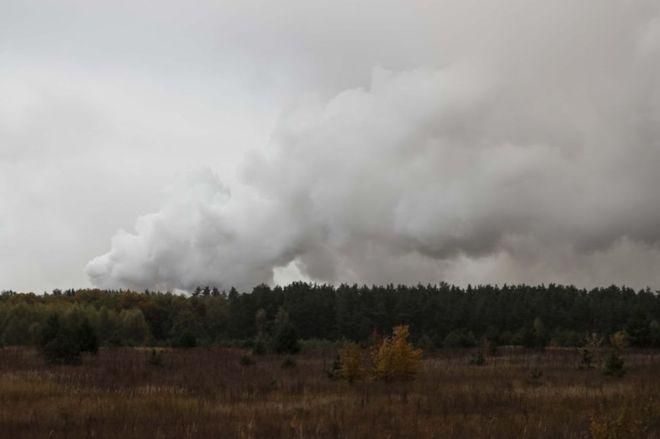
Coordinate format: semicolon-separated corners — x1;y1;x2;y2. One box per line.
603;330;628;377
272;308;300;354
76;318;99;354
39;314;81;365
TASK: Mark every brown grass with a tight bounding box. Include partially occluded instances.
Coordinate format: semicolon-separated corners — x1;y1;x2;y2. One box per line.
1;347;660;438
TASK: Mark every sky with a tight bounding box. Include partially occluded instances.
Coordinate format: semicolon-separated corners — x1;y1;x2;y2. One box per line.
2;0;660;293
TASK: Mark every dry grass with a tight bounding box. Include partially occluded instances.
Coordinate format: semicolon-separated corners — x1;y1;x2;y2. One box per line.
1;346;660;438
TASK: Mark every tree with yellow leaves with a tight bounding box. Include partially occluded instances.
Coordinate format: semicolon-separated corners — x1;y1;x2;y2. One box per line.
338;342;364;383
371;325;423;381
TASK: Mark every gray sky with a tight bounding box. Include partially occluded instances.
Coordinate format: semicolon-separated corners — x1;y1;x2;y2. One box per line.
2;0;660;293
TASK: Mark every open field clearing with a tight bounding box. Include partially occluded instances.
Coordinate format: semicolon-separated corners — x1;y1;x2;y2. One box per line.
1;347;660;438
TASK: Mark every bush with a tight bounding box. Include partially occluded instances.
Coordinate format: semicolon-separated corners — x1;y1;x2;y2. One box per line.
602;330;627;377
610;330;629;351
273;323;300;355
42;334;82;365
530;368;543;380
147;349;164;367
526;367;544;386
326;354;342;380
578;348;594;370
239;354;255;366
338;342;364;383
602;351;626;377
281;356;296;369
252;334;269;355
525;367;543;387
469;351;486;366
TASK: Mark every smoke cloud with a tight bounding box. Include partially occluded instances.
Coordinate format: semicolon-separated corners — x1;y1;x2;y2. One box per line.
87;1;660;291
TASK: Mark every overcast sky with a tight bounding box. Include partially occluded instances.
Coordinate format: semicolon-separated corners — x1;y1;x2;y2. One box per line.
2;0;660;293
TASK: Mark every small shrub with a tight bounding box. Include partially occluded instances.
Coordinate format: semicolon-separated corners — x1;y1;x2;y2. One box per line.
469;351;486;366
338;342;364;382
527;367;543;386
578;347;594;370
239;355;255;366
147;349;164;367
42;335;82;365
483;339;498;356
326;354;342;379
602;331;627;377
610;330;630;351
281;356;296;369
602;351;626;377
585;332;604;349
252;335;269;355
274;324;301;355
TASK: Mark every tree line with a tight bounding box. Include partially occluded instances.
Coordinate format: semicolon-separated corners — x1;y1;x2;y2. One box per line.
1;282;660;350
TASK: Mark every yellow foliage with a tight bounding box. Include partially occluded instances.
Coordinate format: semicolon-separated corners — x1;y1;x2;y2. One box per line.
610;330;629;352
371;325;423;381
339;342;364;383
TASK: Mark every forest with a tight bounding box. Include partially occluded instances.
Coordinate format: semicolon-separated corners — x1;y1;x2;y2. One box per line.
2;282;659;350
3;283;660;438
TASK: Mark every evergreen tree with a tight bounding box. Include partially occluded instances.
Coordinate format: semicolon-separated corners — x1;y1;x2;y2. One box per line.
119;309;150;346
39;314;81;365
76;318;99;354
272;308;300;354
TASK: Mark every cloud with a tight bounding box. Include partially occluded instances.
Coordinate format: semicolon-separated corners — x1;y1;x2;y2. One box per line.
87;0;660;291
2;1;660;292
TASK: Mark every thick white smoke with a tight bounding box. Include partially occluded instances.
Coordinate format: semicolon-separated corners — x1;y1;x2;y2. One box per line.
87;1;660;291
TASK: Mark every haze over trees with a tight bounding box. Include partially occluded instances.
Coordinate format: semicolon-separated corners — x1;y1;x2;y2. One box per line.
1;283;660;350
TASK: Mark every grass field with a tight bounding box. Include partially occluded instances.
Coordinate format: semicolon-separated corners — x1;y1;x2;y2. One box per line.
1;346;659;438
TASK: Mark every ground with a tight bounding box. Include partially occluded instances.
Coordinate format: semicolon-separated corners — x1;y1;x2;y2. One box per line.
1;346;659;438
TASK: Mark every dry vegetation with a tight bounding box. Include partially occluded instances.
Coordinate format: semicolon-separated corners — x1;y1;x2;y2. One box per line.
1;347;660;438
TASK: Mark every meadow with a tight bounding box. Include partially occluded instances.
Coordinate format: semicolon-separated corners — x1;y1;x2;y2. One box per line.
1;346;659;438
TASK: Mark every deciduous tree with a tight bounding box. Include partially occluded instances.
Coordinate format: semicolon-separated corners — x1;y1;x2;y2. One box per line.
372;325;422;381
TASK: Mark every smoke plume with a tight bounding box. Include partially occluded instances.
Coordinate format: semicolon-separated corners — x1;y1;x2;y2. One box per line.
87;1;660;291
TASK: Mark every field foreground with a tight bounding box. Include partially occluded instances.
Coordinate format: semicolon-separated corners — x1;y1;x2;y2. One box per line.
1;347;660;438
